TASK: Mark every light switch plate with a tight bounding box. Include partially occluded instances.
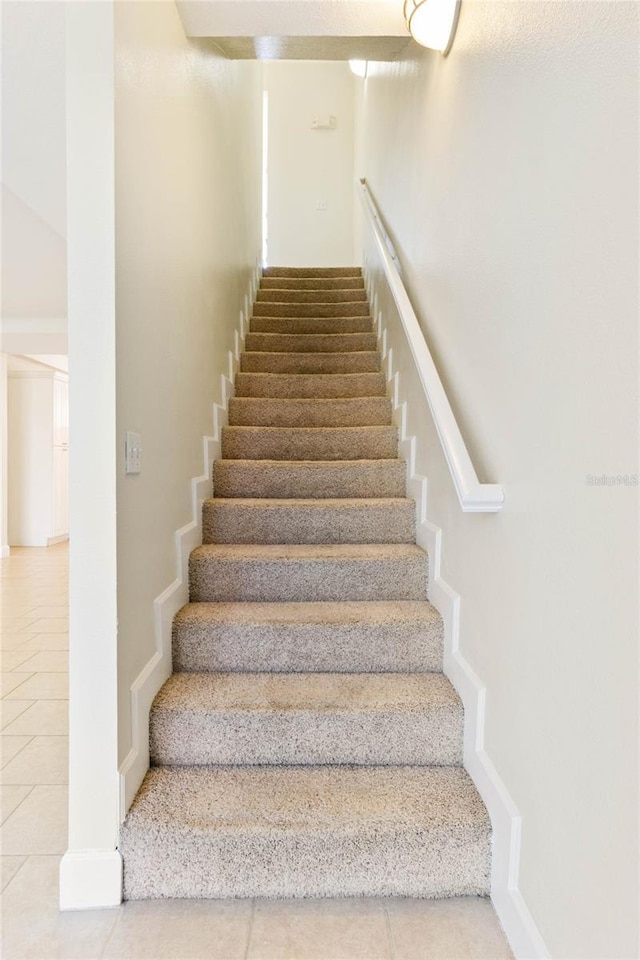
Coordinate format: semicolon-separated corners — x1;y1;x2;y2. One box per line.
125;431;142;475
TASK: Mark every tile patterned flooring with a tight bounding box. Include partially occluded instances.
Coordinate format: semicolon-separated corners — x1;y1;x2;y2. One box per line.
0;545;513;959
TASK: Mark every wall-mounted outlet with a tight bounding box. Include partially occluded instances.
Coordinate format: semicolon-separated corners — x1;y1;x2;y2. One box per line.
316;200;328;211
125;431;142;475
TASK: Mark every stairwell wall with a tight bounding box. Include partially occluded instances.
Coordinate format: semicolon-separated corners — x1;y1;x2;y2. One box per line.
356;3;638;959
265;61;357;267
114;2;262;777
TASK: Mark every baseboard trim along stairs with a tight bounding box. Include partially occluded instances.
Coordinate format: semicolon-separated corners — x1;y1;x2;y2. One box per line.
119;266;492;902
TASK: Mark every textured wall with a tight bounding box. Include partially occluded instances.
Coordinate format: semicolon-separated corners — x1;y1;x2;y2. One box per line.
358;3;638;958
114;1;262;763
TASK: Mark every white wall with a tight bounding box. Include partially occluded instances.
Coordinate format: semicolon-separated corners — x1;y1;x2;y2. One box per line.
1;1;66;237
266;61;357;266
1;185;67;321
114;2;262;771
358;3;638;959
0;354;9;556
1;1;67;326
7;363;55;547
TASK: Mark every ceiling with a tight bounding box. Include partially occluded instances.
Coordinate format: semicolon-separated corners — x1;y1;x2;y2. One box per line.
176;1;411;61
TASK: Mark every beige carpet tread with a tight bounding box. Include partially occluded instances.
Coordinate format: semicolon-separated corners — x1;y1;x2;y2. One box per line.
234;372;387;399
189;543;428;603
240;351;381;374
212;459;406;498
253;301;370;318
202;497;415;544
250;316;372;334
260;276;365;290
221;425;397;461
228;396;392;428
264;266;362;277
172;600;443;673
120;765;491;900
256;289;368;303
150;672;462;766
245;332;377;353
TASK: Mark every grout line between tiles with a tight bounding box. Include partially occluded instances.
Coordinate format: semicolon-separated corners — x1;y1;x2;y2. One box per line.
244;898;256;960
0;734;36;769
385;902;397;960
0;783;35;826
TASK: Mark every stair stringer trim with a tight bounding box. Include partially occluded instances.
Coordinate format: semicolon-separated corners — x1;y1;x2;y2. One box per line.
118;265;260;819
372;294;550;960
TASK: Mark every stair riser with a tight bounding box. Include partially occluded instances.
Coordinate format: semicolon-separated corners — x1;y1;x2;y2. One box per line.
150;710;463;766
228;397;392;428
250;317;371;334
260;277;365;290
264;267;362;277
254;302;370;318
122;829;490;900
212;460;406;498
234;372;387;399
240;352;381;374
202;501;415;544
245;333;377;353
173;612;443;673
256;289;368;304
189;554;428;602
221;427;398;461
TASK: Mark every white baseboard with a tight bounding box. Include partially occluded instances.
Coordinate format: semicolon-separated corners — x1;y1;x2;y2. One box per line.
59;850;122;910
118;263;260;818
367;273;550;960
1;545;10;558
48;534;69;546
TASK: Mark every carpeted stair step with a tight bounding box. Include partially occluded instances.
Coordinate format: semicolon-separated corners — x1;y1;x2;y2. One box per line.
228;396;392;428
256;288;367;304
202;497;415;544
172;600;443;673
189;543;428;603
240;351;381;374
120;261;492;906
234;372;387;399
244;332;377;353
250;316;372;334
264;266;362;278
149;672;463;766
212;458;405;498
253;301;370;318
260;276;365;290
120;765;491;900
221;425;397;461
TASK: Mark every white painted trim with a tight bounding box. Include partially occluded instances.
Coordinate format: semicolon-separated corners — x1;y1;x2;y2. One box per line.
359;179;504;513
1;545;10;558
368;284;549;959
59;850;122;910
118;263;261;818
47;533;69;546
7;369;68;383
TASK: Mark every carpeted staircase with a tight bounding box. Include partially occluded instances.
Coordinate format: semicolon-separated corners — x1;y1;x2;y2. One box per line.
120;266;491;900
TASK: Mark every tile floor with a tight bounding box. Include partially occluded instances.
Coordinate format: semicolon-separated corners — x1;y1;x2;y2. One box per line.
1;544;514;960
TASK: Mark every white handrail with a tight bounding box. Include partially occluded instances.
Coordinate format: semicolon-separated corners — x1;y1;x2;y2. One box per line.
358;178;505;513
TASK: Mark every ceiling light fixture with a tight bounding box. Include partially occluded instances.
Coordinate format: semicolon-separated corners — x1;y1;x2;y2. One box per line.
403;0;461;56
348;60;368;78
